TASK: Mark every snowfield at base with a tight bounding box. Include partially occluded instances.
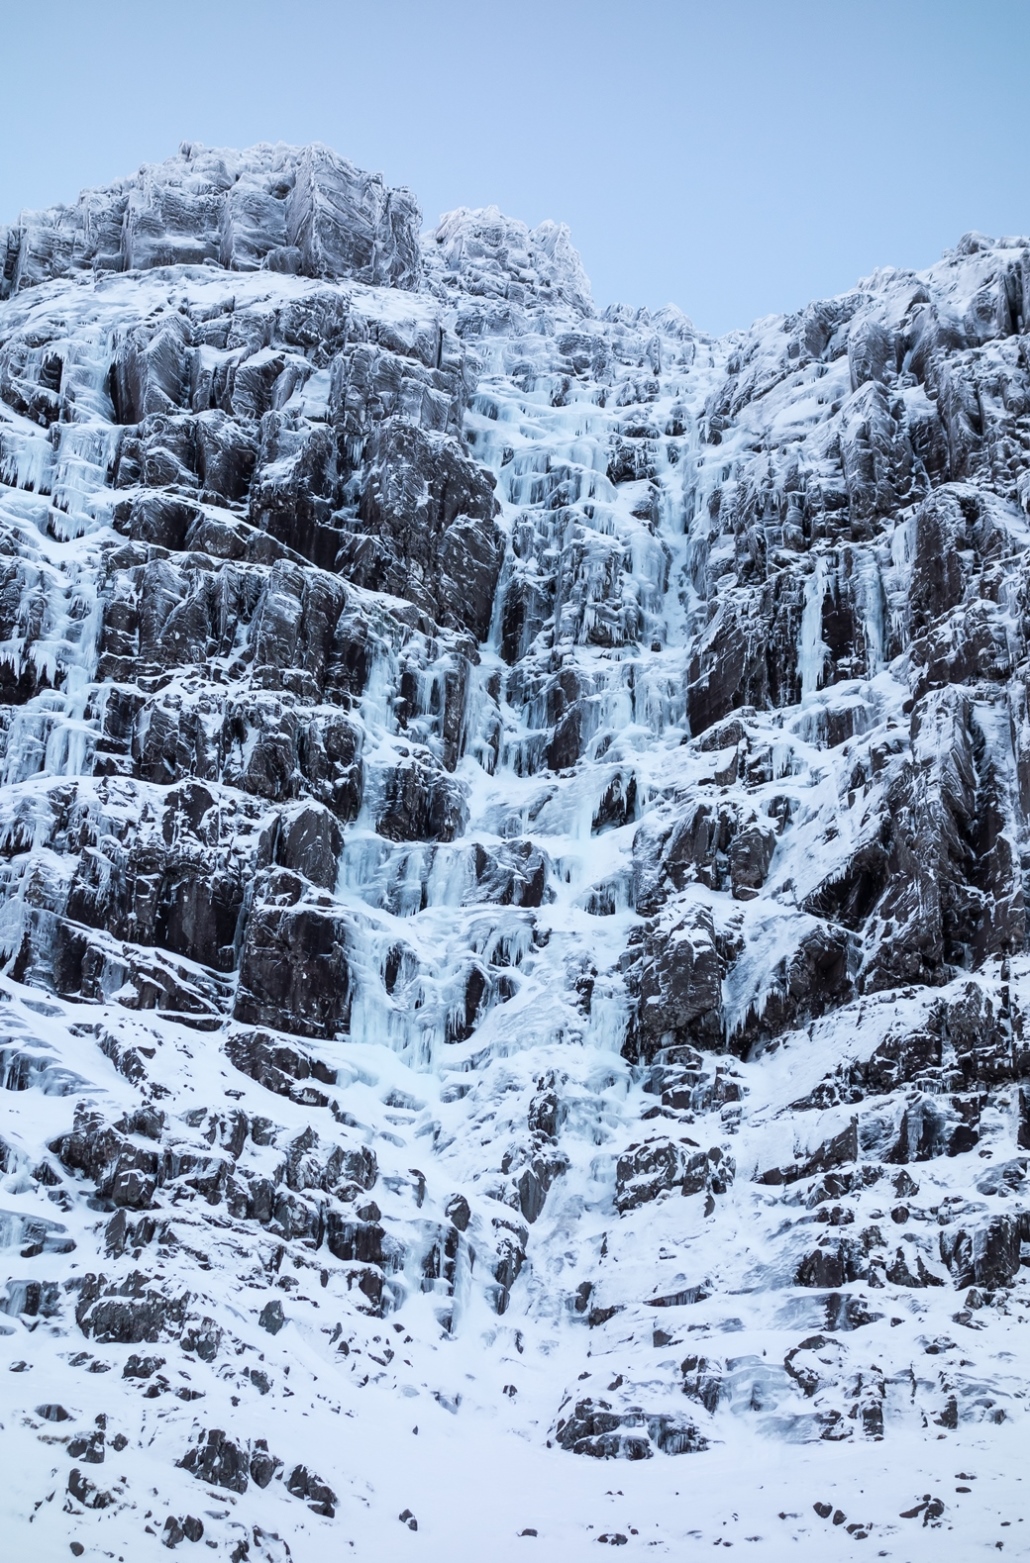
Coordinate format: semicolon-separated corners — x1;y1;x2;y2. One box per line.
4;1390;1030;1557
0;142;1028;1559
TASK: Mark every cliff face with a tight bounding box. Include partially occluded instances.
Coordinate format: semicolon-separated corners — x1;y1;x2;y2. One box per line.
1;143;1029;1555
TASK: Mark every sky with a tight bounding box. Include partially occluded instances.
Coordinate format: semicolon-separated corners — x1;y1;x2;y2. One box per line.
0;0;1026;335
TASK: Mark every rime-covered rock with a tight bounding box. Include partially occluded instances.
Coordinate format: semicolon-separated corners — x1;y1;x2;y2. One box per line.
1;142;422;297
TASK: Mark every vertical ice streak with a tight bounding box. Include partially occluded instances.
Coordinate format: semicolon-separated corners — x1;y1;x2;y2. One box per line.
798;552;829;699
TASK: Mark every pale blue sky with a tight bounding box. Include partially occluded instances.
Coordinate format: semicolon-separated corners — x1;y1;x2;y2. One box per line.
1;0;1026;334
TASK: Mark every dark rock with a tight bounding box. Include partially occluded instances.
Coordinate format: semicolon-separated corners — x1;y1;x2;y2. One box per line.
67;1430;105;1463
795;1240;870;1288
235;905;350;1039
123;1354;166;1378
469;840;550;909
163;1516;186;1549
178;1428;251;1494
908;487;1003;635
552;1397;707;1459
326;1212;393;1269
492;1220;529;1314
249;1440;282;1489
273;804;344;890
679;1354;722;1414
75;1271;188;1345
36;1401;71;1421
258;1299;286;1335
67;1467;113;1509
733;924;854;1051
885;1247;945;1287
616;1140;732;1213
940;1215;1020;1289
375;755;468;844
758;1122;858;1186
225;1029;336;1102
342;420;503;639
445;1194;471;1232
626;908;724;1061
286;1463;337;1517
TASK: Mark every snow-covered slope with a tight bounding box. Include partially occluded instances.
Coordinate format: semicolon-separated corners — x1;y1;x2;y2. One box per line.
1;142;1029;1559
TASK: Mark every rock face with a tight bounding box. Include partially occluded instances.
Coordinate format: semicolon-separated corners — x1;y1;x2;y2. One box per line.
0;146;1029;1552
1;142;422;295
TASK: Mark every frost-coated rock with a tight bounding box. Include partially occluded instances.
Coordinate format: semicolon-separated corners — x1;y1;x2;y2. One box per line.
1;141;423;295
0;146;1029;1557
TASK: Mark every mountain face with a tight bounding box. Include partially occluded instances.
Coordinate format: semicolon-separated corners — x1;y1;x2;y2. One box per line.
0;141;1029;1557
